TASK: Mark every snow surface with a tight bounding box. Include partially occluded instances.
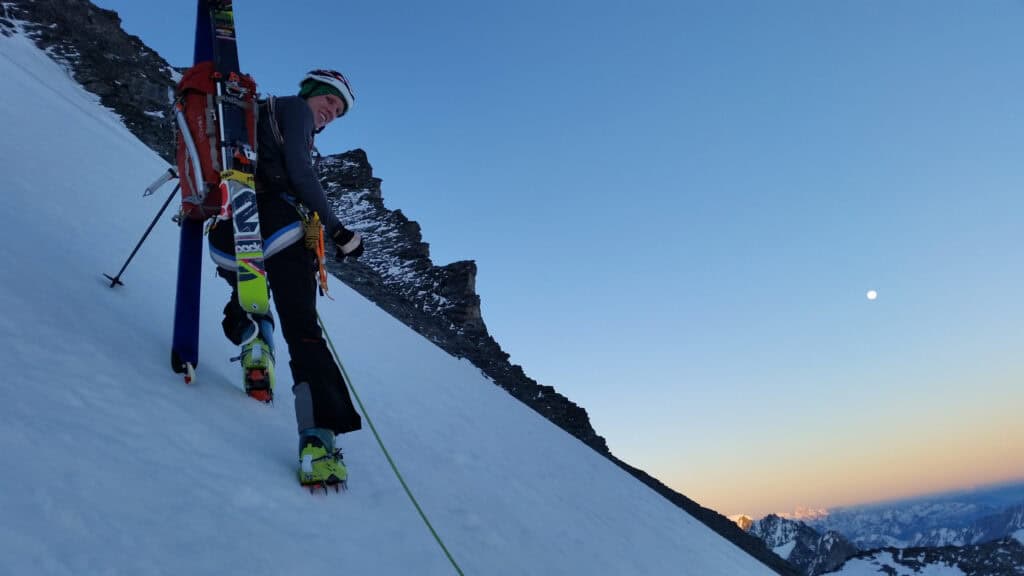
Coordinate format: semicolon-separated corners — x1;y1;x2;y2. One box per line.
831;552;965;576
1014;529;1024;545
773;540;797;560
0;32;775;576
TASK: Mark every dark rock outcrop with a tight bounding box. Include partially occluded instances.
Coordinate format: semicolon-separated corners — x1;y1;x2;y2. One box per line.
1;0;176;162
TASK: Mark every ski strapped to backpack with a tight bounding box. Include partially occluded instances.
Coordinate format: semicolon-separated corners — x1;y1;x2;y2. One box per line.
174;60;256;221
171;0;269;381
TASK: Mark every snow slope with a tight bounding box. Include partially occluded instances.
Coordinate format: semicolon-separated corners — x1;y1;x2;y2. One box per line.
0;32;775;575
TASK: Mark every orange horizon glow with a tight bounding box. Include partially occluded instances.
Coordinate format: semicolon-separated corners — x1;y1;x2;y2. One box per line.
651;403;1024;519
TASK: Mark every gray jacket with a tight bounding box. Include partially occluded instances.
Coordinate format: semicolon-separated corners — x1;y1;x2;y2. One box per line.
256;95;344;237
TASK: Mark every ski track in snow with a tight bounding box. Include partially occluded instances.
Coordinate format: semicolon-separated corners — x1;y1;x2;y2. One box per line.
0;31;775;575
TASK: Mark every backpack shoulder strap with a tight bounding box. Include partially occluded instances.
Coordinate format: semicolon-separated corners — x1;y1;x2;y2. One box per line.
261;95;285;147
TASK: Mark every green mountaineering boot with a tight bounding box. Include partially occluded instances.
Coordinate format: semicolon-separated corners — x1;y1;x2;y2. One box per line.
298;428;347;492
239;316;275;402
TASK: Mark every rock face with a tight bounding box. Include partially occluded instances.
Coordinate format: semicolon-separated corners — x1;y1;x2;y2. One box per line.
1;2;797;573
0;0;176;161
734;514;755;531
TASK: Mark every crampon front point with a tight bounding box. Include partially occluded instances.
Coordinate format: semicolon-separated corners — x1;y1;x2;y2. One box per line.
244;367;272;403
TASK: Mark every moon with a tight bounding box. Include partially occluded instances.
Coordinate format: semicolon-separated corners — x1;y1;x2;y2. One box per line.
866;290;878;301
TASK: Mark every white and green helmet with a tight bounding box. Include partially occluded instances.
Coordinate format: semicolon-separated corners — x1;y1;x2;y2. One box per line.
300;69;355;116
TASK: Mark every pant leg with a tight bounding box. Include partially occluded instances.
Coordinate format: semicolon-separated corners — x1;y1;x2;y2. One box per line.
265;241;362;435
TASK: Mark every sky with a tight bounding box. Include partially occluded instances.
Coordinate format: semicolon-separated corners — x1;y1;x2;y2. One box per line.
88;0;1024;518
0;28;774;574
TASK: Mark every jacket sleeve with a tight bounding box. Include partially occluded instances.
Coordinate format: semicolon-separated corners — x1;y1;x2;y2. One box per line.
274;97;345;235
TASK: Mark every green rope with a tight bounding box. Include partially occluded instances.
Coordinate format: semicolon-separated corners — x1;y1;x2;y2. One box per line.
318;313;465;576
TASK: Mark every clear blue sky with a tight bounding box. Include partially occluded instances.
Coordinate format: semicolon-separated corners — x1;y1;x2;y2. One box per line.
94;0;1024;517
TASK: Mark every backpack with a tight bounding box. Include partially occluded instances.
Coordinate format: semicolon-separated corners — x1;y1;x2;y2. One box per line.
173;61;258;221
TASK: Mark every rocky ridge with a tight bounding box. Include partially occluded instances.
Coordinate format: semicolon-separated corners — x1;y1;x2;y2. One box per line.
0;0;175;160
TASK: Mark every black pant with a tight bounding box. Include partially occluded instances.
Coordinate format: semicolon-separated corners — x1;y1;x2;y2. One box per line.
213;207;362;435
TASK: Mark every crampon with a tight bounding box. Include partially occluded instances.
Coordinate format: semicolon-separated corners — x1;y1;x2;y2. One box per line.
236;333;274;403
302;478;348;494
299;437;347;493
244;367;273;403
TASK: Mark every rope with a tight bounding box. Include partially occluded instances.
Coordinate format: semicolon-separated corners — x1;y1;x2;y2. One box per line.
318;313;465;576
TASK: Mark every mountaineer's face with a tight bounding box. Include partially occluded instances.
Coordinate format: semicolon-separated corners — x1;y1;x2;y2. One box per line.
307;93;347;131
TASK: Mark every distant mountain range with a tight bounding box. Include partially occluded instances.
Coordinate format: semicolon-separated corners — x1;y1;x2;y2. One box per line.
829;537;1024;576
806;484;1024;549
910;503;1024;548
739;483;1024;575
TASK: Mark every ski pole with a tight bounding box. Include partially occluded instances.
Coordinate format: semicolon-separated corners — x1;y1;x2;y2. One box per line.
104;181;180;287
144;167;178;197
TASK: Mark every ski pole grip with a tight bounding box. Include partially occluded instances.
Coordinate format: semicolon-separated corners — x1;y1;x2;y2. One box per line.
144;168;178;197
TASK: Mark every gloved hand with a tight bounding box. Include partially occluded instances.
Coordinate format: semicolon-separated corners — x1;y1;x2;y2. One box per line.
332;227;364;261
